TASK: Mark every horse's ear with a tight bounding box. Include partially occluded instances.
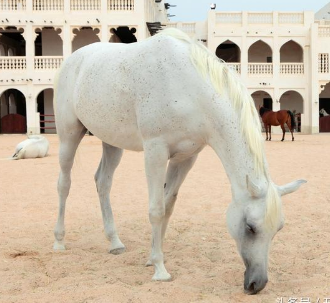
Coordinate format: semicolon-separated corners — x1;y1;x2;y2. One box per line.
246;175;266;198
277;179;307;197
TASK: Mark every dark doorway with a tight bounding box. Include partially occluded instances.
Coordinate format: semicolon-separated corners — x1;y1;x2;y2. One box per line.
263;98;273;110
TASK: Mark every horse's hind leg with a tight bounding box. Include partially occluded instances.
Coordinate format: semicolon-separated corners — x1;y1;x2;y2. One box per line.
54;121;87;250
268;125;272;141
94;142;125;254
287;122;295;141
146;154;198;266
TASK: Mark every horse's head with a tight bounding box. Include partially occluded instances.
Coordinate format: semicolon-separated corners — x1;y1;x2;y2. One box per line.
226;177;306;294
259;107;268;117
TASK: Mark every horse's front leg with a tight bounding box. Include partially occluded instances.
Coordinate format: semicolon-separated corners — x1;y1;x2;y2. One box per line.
146;155;198;267
144;139;171;281
281;125;285;141
265;124;269;141
269;125;271;141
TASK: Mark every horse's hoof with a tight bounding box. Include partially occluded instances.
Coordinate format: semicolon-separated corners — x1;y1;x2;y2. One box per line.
145;260;153;267
269;139;271;141
152;272;172;282
53;241;66;251
281;139;284;142
109;246;126;255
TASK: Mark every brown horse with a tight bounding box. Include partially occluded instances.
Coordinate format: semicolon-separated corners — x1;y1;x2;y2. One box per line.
259;107;295;141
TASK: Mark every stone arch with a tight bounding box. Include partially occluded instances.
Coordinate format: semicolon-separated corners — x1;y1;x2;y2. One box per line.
109;26;137;43
0;27;26;56
35;27;63;56
36;88;56;134
248;40;273;63
0;44;5;55
251;90;274;110
215;40;241;63
72;27;100;52
0;88;27;133
280;40;303;63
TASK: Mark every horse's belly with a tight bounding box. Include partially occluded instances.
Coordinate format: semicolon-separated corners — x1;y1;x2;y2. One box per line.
76;101;143;151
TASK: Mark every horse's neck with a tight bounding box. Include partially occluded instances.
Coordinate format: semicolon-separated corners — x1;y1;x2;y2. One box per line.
207;103;267;197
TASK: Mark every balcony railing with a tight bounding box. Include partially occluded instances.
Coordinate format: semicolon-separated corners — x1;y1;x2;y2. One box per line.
280;63;304;74
162;22;196;36
319;26;330;37
108;0;134;10
33;0;63;10
216;12;242;24
278;13;304;24
71;0;100;10
0;0;25;10
0;57;26;69
227;63;241;74
248;63;273;75
34;56;63;69
248;13;273;24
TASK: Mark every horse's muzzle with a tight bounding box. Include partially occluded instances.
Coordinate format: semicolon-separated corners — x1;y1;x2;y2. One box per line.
244;269;268;295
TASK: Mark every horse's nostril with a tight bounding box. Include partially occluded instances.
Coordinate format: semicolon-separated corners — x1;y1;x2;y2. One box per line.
247;282;256;294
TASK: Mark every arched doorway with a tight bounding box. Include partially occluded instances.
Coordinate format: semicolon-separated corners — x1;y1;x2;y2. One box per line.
248;40;272;63
280;40;303;63
215;40;241;62
72;27;100;52
109;27;137;43
279;90;304;132
251;90;273;132
0;27;26;56
0;89;27;133
37;88;56;134
319;82;330;132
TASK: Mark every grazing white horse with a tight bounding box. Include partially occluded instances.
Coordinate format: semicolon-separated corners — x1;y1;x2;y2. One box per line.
11;135;49;160
53;29;306;294
320;108;329;116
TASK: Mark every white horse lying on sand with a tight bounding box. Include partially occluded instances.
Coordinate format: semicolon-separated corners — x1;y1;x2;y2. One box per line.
12;135;49;160
53;28;306;294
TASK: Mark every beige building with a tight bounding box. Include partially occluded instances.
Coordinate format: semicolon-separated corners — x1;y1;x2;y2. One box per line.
0;0;329;134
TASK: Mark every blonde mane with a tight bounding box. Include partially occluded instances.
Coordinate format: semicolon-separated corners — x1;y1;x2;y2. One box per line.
157;28;281;230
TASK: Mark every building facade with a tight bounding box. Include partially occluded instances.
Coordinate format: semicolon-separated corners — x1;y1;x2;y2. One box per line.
0;0;329;134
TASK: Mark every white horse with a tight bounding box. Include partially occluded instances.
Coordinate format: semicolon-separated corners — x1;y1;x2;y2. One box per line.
53;29;306;294
320;108;329;116
11;135;49;160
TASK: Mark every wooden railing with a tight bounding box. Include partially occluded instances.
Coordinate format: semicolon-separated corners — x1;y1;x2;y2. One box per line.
33;0;63;10
280;63;304;74
108;0;134;10
34;56;63;69
0;0;26;10
227;63;241;74
248;63;273;75
0;57;26;69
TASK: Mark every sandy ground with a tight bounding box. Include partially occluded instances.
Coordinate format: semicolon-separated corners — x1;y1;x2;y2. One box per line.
0;133;329;303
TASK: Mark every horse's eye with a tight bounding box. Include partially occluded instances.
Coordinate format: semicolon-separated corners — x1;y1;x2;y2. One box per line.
246;224;256;234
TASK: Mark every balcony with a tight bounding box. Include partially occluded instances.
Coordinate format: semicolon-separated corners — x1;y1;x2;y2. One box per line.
280;63;304;74
227;63;241;74
0;57;26;70
248;63;273;75
34;56;63;69
162;22;196;36
0;0;135;11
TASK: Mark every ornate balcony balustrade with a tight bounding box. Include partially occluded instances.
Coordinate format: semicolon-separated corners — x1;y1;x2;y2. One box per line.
280;63;304;74
33;0;63;10
318;26;330;37
278;13;304;24
162;22;196;36
248;13;273;24
216;12;242;24
227;63;241;74
318;53;329;73
108;0;134;11
0;57;26;69
248;63;273;75
71;0;100;10
0;0;26;10
34;56;63;69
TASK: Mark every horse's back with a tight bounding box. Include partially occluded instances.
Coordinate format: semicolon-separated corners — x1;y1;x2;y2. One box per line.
55;36;207;151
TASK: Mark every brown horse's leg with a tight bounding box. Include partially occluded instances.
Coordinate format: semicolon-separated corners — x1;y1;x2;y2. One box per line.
287;121;294;141
281;124;285;141
265;124;268;140
269;125;272;141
